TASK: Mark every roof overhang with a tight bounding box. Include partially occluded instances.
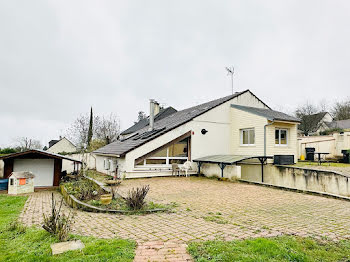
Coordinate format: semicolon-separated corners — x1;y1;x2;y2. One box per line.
193;155;273;165
0;149;82;163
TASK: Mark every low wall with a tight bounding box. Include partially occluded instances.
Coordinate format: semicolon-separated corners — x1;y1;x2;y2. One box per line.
241;164;350;198
200;163;241;180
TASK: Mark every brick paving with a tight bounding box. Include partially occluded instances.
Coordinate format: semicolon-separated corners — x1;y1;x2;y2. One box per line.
20;177;350;261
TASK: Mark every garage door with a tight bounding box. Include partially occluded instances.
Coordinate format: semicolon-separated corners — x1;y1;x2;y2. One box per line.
13;159;55;187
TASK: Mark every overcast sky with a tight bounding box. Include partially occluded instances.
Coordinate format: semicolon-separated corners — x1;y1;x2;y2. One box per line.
1;0;350;147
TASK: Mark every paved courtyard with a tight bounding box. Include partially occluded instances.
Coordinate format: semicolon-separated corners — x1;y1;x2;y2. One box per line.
20;177;350;261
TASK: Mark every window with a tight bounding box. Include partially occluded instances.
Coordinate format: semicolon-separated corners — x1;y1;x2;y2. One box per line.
240;128;255;146
275;128;288;146
135;138;189;167
10;178;14;186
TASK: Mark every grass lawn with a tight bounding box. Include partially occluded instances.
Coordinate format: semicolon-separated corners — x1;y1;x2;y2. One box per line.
0;195;136;262
188;237;350;262
295;161;350;167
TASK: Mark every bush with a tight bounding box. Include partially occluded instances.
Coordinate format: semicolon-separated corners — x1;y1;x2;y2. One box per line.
0;147;18;154
42;193;74;242
124;185;150;210
320;128;344;135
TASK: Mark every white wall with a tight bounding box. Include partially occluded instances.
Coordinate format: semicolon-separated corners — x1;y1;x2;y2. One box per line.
62;153;96;173
94;91;296;178
298;132;350;159
47;138;76;154
13;159;54;187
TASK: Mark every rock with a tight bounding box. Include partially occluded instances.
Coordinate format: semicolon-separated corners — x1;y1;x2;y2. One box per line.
51;240;85;255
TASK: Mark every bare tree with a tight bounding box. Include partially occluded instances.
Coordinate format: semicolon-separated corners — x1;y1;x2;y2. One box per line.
332;98;350;120
15;137;42;151
295;102;319;136
95;113;120;144
66;114;91;149
67;112;120;150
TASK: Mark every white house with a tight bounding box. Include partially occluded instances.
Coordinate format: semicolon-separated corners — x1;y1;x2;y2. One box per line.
46;137;77;154
93;90;300;179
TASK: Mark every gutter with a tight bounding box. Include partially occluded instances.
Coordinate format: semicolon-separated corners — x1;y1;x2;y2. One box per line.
264;120;275;156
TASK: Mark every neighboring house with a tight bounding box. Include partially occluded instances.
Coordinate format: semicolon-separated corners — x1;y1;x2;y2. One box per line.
324;119;350;131
119;104;177;140
94;90;300;179
299;112;333;135
0;150;81;187
46;137;77;154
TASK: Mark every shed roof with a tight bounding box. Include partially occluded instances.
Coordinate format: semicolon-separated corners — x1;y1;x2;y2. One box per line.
94;90;261;156
0;149;82;163
231;104;300;123
10;171;35;179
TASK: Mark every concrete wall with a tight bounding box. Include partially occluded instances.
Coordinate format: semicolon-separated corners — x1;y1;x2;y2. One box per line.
47;138;76;154
200;163;241;180
298;132;350;159
241;163;350;198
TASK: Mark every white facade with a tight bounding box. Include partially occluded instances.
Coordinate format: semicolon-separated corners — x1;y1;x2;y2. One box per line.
93;91;299;179
47;138;76;154
13;159;55;187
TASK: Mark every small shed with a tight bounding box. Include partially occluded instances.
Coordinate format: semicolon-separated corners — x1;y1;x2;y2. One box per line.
0;150;82;188
8;171;35;195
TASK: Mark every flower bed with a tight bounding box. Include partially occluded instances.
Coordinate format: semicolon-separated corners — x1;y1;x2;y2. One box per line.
60;178;171;214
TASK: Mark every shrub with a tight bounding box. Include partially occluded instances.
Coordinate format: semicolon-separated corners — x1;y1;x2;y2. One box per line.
124;185;150;210
42;193;74;242
64;178;104;201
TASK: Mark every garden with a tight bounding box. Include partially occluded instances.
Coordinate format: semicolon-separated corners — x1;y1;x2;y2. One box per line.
0;195;136;261
61;171;172;213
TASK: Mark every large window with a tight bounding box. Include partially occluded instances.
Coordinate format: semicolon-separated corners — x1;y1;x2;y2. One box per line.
275;128;288;146
240;128;255;146
135;138;189;166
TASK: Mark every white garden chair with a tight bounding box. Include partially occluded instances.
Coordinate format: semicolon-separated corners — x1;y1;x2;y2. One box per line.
180;161;192;177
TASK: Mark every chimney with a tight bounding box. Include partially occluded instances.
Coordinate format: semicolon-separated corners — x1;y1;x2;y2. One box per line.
154;101;160;116
149;99;155;131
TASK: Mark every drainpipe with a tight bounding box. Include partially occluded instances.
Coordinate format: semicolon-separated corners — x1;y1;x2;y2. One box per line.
149;99;155;131
264;120;275;156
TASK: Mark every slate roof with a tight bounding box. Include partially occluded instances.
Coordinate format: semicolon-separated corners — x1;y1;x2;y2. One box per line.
10;171;35;179
300;112;328;132
120;107;178;135
0;149;82;163
231;104;300;123
94;90;254;156
325;119;350;130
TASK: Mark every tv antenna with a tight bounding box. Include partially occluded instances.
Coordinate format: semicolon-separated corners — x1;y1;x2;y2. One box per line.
225;66;234;94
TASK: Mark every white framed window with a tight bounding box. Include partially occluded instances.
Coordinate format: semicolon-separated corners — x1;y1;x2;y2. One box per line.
240;128;255;146
135;138;189;167
275;128;288;146
103;159;110;170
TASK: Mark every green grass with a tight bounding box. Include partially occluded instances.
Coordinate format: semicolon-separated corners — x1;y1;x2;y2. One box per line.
188;236;350;262
295;161;350;167
0;195;136;262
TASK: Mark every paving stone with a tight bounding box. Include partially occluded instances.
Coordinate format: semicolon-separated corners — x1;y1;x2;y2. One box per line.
20;177;350;261
51;240;85;255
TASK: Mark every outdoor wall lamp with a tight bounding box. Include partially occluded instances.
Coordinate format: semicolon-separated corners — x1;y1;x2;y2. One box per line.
201;129;208;135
